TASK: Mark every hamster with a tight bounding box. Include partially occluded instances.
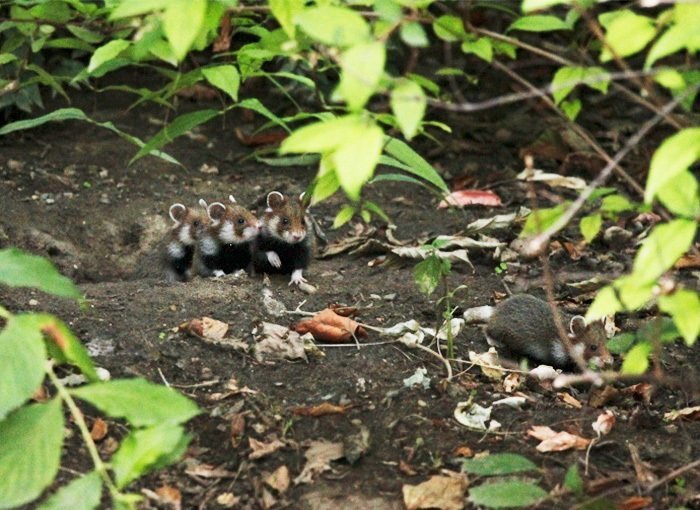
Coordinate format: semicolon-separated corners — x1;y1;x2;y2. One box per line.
485;294;612;369
196;197;258;277
163;202;209;282
253;191;311;286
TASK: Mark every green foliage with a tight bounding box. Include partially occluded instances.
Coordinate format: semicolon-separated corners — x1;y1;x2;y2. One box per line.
468;480;548;508
520;203;569;236
0;251;200;509
564;464;584;496
414;252;451;296
462;453;537;476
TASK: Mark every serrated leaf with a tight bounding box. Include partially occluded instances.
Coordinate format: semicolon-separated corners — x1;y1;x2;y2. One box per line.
270;0;304;38
163;0;206;62
337;41;385;111
621;341;652;375
70;378;200;427
0;400;64;509
400;21;428;47
468;480;547;508
333;205;355;228
332;123;383;200
645;128;700;205
202;65;240;102
0;248;81;299
599;10;656;62
632;219;697;283
111;425;190;489
462;453;537;476
110;0;169;19
38;471;102;510
508;15;571;32
432;15;466;42
88;39;129;73
295;6;370;47
383;137;448;192
130;109;218;164
659;290;699;346
0;314;47;420
391;79;426;140
580;213;602;243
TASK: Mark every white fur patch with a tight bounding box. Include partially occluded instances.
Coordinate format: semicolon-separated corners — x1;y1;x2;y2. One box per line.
167;241;184;258
282;229;306;243
200;236;218;255
551;342;569;365
178;224;193;245
266;251;281;268
243;225;258;240
219;221;237;243
267;216;280;236
484;332;501;347
289;269;306;286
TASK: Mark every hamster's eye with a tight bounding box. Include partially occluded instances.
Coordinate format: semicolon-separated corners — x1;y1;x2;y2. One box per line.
237;217;245;225
193;220;201;228
282;217;290;226
590;345;598;352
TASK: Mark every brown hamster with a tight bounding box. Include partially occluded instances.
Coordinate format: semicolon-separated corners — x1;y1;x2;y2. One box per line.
485;294;612;369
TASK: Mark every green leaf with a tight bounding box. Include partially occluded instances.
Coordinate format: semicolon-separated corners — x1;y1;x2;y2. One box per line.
462;453;537;476
632;219;697;283
30;1;71;23
621;341;652;375
332;123;384;200
295;6;370;47
432;15;466;42
391;79;426;140
236;98;290;133
281;115;362;154
561;99;581;120
580;213;602;243
645;128;700;205
564;464;584;496
257;154;320;167
521;0;573;12
646;5;700;69
383;137;448;192
0;314;47;420
400;22;428;47
0;248;80;299
606;333;636;354
40;316;99;382
270;0;304;38
38;471;102;510
333;205;355;228
461;37;493;63
600;194;634;214
202;65;240;102
163;0;206;62
586;285;623;321
88;39;129;73
66;25;104;44
311;168;340;203
130;109;219;164
638;317;681;344
110;0;169;19
551;66;583;105
654;69;686;91
659;290;699;346
468;480;547;508
656;169;700;218
70;378;200;427
0;400;64;509
599;10;656;62
508;15;571;32
337;41;386;111
520;203;568;236
111;425;190;489
414;254;446;296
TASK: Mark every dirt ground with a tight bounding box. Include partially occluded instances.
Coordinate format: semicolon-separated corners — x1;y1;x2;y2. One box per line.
1;69;699;510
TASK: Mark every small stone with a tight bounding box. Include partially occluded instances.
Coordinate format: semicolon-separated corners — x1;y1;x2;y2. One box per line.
63;164;77;176
98;168;109;178
99;194;110;204
7;159;24;171
28;299;39;306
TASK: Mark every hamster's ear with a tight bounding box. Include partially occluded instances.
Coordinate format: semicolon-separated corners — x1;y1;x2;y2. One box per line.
228;195;237;204
569;316;587;337
267;191;285;209
299;191;311;209
169;203;187;223
198;198;208;210
207;202;227;221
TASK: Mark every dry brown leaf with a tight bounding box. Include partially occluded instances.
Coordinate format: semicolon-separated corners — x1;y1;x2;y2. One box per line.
664;405;700;422
402;473;469;510
438;189;502;209
592;410;615;436
674;253;700;269
618;496;653;510
253;322;308;362
557;392;583;409
528;426;590;452
453;446;474;458
588;384;619;408
399;459;417;476
294;308;367;343
621;383;653;404
155;485;181;510
503;373;522;393
230;413;245;448
264;465;290;494
182;317;228;341
628;443;658;488
249;437;285;460
216;492;240;508
292;402;349;417
235;127;288;146
185;463;236;479
294;440;345;485
90;417;108;441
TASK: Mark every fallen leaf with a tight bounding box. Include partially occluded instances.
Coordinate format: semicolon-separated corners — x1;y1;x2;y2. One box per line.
230;413;245;448
216;492;240;508
198;163;219;175
185;463;236;479
292;402;350;417
664;405;700;422
592;410;615;436
91;417;108;441
399;459;418;476
516;168;586;190
557;392;583;409
183;317;228;341
249;437;285;460
453;446;474;458
454;402;494;431
618;496;653;510
402;473;469;510
155;485;181;510
294;308;367;343
621;383;653;404
628;443;658;488
674;253;700;269
264;465;290;494
438;190;502;209
253;322;308;362
343;425;370;464
261;488;277;509
588;385;619;408
235;127;288;146
294;440;345;485
503;373;522;393
527;426;590;452
468;349;504;380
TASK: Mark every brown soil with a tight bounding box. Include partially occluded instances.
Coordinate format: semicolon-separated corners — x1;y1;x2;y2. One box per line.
2;70;699;510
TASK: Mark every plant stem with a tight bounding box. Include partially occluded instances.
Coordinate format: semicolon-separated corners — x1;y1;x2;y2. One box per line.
46;364;121;498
